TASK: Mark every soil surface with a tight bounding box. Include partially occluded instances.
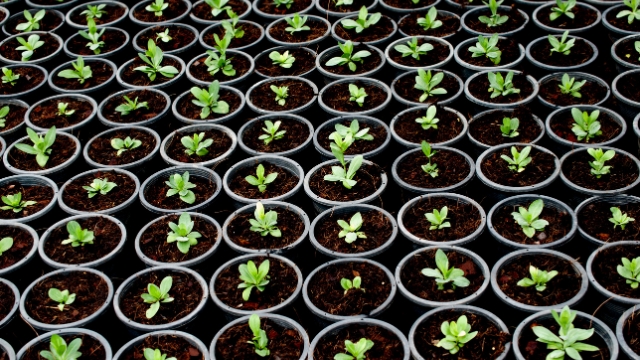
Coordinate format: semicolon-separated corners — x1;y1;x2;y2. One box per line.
144;174;216;210
492;200;573;245
393;106;464;144
320;44;382;75
242;117;310;153
228;162;299;199
215;318;303;360
607;7;640;32
192;0;248;20
530;38;594;67
256;48;316;77
269;18;328;43
317;120;386;155
8;134;76;171
52;61;113;90
132;0;188;23
0;33;59;61
313;324;405;359
468;73;533;104
591;244;640;298
578;200;640;243
459;38;520;67
480;145;557;187
120;57;182;87
21;334;107;360
403;197;482;241
0;281;14;321
88;128;156;166
384;0;436;8
256;0;312;15
135;25;196;53
176;89;241;120
396;148;470;189
393;71;459;105
226;207;305;250
550;111;621;144
0;103;26;132
0;66;45;95
320;0;374;12
6;10;62;35
250;78;315;112
469;108;542;146
539;77;607;106
335;15;395;43
119;334;204;360
616;71;640;102
537;4;598;29
28;97;94;129
102;90;167;124
70;3;126;25
314;209;393;254
0;225;33;269
309;163;382;202
203;21;262;49
188;52;252;83
465;7;526;34
165;129;233;163
398;12;459;37
562;150;639;191
389;39;450;67
67;29;127;56
623;308;640;355
44;216;122;264
0;182;53;220
322;81;386;113
62;170;136;212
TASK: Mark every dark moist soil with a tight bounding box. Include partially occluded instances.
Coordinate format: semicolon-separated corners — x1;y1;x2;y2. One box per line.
592;244;640;298
0;182;53;220
28;98;94;129
0;225;33;269
313;324;404;360
317;121;386;155
27;0;76;5
25;270;109;324
176;89;241;120
120;57;182;87
539;78;607;106
468;74;533;104
314;209;393;254
321;0;374;12
226;208;305;250
0;33;59;62
135;25;196;53
493;201;573;245
52;61;113;90
216;317;303;360
188;52;252;83
398;13;460;37
384;0;436;9
102;90;167;124
250;79;315;112
397;149;470;189
269;19;328;43
389;40;450;67
70;4;126;25
242;117;310;153
519;317;611;360
459;38;520;67
0;281;15;321
623;310;640;356
204;22;262;49
393;106;463;144
465;7;526;33
119;334;204;360
321;44;382;75
6;10;62;35
393;72;460;104
256;48;316;77
88;128;156;166
43;217;122;264
550;111;621;143
616;71;640;102
497;254;581;307
21;334;106;360
214;257;298;310
165;129;233;163
607;7;640;32
322;81;386;112
257;0;312;14
228;162;299;199
309;164;382;202
469;107;542;146
414;309;509;359
132;0;188;23
615;39;640;66
67;29;127;56
144;175;216;210
139;214;218;263
192;0;248;20
578;200;640;243
562;151;639;191
403;197;482;241
0;104;26;132
308;261;392;315
0;66;45;95
62;171;136;212
530;39;594;67
8;134;76;171
480;145;556;187
335;16;395;43
537;4;598;29
120;270;202;325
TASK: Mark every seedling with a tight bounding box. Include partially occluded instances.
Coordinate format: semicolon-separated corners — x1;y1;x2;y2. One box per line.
469;34;502;65
249;202;281;237
181;132;212;157
415;105;439;130
324;153;364;189
48;288;76;311
478;0;508;27
15;126;56;168
338;212;366;243
83;178;117;198
238;259;270;301
551;0;576;20
532;306;599;360
16;9;45;32
334;338;374;360
325;40;371;72
500;117;519;138
134;39;179;81
78;19;105;55
394;37;433;60
588;148;615;178
571;108;601;142
618;256;640;288
143;349;176;360
269;50;295;68
1;193;36;213
417;7;442;31
437;315;478;354
204;35;235;77
81;4;107;19
636;41;640;61
167;212;201;254
166;171;197;204
39;335;81;360
115;96;148;115
348;84;367;107
558;73;585;98
221;14;245;38
204;0;231;17
111;136;142;156
285;13;310;34
511;199;549;238
334;0;353;6
329;119;373;142
501;145;532;173
245;164;278;192
248;314;270;357
270;85;288;106
425;207;451;230
156;29;172;43
146;0;168;16
420;141;439;177
0;106;10;128
15;34;44;62
62;221;95;247
422;249;469;289
273;0;293;9
610;207;634;230
487;71;520;98
331;132;354;154
549;31;575;55
517;265;558;291
341;276;363;294
259;120;286;145
341;6;381;33
0;237;12;255
190;80;230;119
141;276;174;318
414;69;447;102
58;103;75;117
57;56;92;84
617;0;640;24
2;68;19;86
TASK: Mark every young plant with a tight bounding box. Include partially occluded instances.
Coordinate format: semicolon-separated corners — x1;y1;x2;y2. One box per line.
610;207;635;230
341;276;363;294
15;126;56;168
0;237;12;256
348;84;367;107
81;4;107;19
245;164;278;192
204;35;235;77
340;6;381;33
511;199;549;238
558;73;585;98
141;276;174;319
134;39;179;81
394;37;433;60
478;0;508;27
421;249;470;289
334;0;354;6
203;0;231;17
181;132;213;156
338;212;366;243
61;221;94;247
285;13;310;34
270;85;288;106
165;171;197;204
269;50;295;68
273;0;293;9
156;29;172;43
501;145;532;173
588;148;615;178
636;41;640;61
58;102;75;117
414;69;447;102
324;153;364;190
146;0;168;16
329;119;374;142
2;68;19;86
221;14;245;38
334;338;374;360
78;19;105;55
15;34;44;62
420;141;439;177
325;40;371;72
617;0;640;24
143;349;176;360
249;202;281;237
500;117;519;138
190;81;230;119
238;259;270;301
248;314;270;357
468;33;502;65
111;136;142;156
550;0;576;20
571;108;601;142
487;71;520;98
425;207;451;230
517;265;558;292
57;56;92;84
417;7;442;31
82;178;116;198
39;335;82;360
16;9;45;32
115;96;148;115
0;105;10;128
617;256;640;288
532;306;599;360
48;288;76;311
549;31;575;55
437;315;478;354
415;105;439;130
259;120;286;145
167;212;201;254
1;193;36;213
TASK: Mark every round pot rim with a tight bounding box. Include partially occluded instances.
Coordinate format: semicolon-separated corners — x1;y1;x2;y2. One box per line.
160;123;238;166
315;0;379;17
98;88;171;127
0;31;63;65
454;36;525;71
0;99;28;137
238;113;313;157
25;0;80;9
379;0;441;13
17;328;112;360
254;45;317;78
128;0;192;25
545;105;627;148
172;86;245;125
318;77;391;117
3;131;81;177
467;108;546;150
0;174;59;224
116;55;186;90
252;0;315;19
189;0;252;24
464;69;539;108
265;14;331;47
616;304;640;359
0;222;38;276
63;27;130;59
132;22;199;55
25;93;98;132
245;76;318;115
47;58;118;94
635;112;640;139
65;0;130;29
316;44;386;80
526;34;599;71
587;240;640;305
0;277;20;329
384;36;453;71
613;69;640;109
114;330;210;360
0;338;14;359
313;115;391;160
185;49;255;88
83;126;161;169
331;14;398;46
390;105;469;148
603;5;638;37
537;71;611;109
611;34;640;71
2;9;65;37
391;69;464;107
532;1;602;33
397;10;461;39
0;64;48;99
575;195;640;246
199;20;265;52
461;6;530;36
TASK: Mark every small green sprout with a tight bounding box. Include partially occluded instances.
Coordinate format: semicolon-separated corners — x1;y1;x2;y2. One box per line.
181;132;213;156
39;334;82;360
16;9;45;32
422;249;469;289
156;29;172;43
273;0;293;9
559;73;585;98
270;85;289;106
245;164;278;192
610;207;634;230
48;288;76;311
111;136;142;156
415;105;439;130
78;19;105;55
134;39;179;81
2;68;20;86
501;145;532;173
394;37;433;60
15;34;44;62
269;50;295;69
512;199;549;238
1;193;36;213
82;178;117;198
285;13;310;34
338;212;366;243
588;148;615;178
167;212;201;254
329;119;373;142
636;41;640;60
141;276;174;319
0;237;12;255
115;96;148;115
469;34;502;65
421;141;438;178
500;117;519;138
58;102;75;117
81;4;107;19
414;69;447;103
221;14;245;38
0;105;10;128
425;207;451;231
190;80;230;119
238;259;270;301
57;56;92;84
325;40;371;72
15;126;56;168
330;132;354;153
334;338;374;360
204;36;235;77
143;348;176;360
341;6;381;33
165;171;197;204
532;306;599;360
478;0;508;27
61;220;95;247
437;315;478;354
551;0;576;20
417;7;442;31
340;276;363;294
259;120;286;145
617;0;640;24
487;71;520;98
324;154;364;189
348;84;367;107
571;108;601;142
618;256;640;288
146;0;168;16
334;0;354;6
248;314;270;357
517;265;558;292
249;202;281;237
204;0;231;17
549;31;575;56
